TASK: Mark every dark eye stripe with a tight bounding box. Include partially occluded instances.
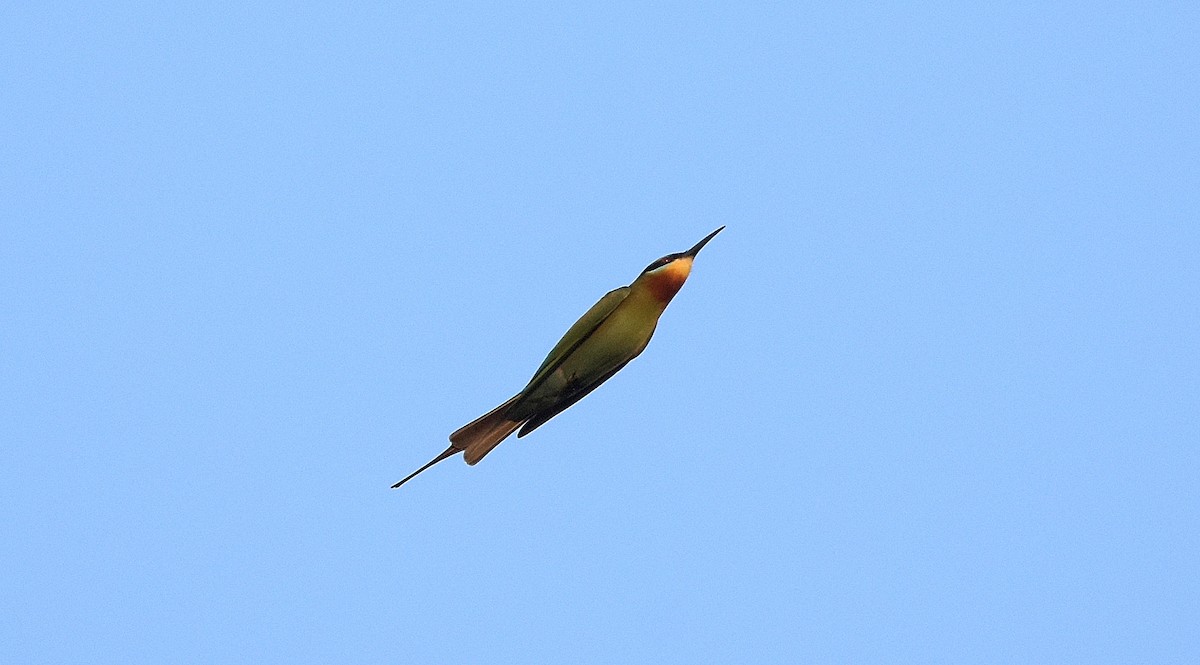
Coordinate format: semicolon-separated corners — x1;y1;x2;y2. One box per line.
643;257;672;273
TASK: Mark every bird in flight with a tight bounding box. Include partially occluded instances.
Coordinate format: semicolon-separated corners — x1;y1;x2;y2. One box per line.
392;226;724;488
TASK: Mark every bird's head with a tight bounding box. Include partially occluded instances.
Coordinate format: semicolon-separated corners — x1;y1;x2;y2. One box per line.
635;226;724;303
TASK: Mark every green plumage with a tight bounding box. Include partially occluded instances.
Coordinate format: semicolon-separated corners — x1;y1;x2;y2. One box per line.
507;284;663;434
521;286;630;394
390;226;723;489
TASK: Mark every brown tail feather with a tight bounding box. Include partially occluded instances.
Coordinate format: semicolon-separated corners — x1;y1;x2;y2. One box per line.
391;396;527;489
451;395;526;465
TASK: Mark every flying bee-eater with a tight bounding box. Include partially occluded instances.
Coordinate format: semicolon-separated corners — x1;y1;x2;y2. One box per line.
391;226;724;489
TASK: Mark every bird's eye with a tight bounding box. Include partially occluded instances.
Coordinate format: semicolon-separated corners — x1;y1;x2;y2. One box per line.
643;257;672;273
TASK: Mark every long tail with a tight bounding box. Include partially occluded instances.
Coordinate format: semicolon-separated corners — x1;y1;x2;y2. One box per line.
452;395;524;465
391;445;461;489
390;395;526;489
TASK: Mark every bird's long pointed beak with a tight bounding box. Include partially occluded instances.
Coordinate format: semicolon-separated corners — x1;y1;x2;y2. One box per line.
683;226;725;258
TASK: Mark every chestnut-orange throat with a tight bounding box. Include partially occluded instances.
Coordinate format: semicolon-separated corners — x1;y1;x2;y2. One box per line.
644;257;693;303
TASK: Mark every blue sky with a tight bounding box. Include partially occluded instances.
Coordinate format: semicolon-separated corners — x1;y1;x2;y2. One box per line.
3;2;1197;662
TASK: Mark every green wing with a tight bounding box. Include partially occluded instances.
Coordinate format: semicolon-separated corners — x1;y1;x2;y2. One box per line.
522;286;629;393
516;357;633;438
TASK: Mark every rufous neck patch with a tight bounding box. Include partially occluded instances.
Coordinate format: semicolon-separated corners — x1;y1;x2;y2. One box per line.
644;257;692;302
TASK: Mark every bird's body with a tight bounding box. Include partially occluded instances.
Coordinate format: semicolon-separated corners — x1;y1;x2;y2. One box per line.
392;227;723;488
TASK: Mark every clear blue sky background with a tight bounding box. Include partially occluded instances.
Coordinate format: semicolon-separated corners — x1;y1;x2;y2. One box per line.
3;2;1197;663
